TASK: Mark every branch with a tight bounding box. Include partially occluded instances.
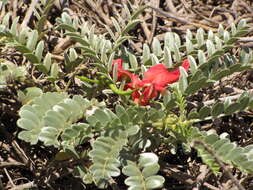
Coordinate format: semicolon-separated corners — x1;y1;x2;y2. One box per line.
203;89;253;106
193;140;246;190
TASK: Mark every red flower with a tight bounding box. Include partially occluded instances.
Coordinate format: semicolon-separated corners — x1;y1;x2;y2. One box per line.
112;59;133;80
112;59;190;106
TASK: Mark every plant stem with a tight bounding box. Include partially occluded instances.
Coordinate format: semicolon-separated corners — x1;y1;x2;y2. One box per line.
193;140;246;190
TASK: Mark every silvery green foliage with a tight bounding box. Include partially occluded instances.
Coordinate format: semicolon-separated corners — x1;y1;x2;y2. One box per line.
17;87;43;105
16;93;165;188
34;0;55;34
55;6;142;75
159;20;253;120
137;20;252;98
122;153;165;190
0;5;59;79
0;61;26;88
86;105;165;188
0;14;41;62
17;92;104;146
89;131;128;188
188;91;253;120
183;20;251;96
190;127;253;174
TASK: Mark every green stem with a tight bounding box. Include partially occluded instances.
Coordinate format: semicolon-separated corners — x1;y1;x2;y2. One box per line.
77;76;100;84
108;83;136;95
78;75;136;95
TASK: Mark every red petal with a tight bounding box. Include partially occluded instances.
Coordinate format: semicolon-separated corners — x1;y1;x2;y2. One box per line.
182;59;190;70
141;85;157;105
112;59;134;81
143;59;190;89
112;59;123;68
143;64;179;88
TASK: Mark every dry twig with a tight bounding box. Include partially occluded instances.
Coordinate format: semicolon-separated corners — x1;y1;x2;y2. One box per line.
20;0;39;29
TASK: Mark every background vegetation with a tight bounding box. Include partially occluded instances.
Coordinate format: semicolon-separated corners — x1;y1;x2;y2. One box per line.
1;0;253;190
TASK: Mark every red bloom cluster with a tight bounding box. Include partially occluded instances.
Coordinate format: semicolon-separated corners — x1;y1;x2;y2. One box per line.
112;59;190;106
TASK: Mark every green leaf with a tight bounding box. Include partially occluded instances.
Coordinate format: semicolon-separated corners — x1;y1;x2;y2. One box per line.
112;61;118;83
190;127;253;174
229;63;241;73
10;16;19;36
18;131;38;145
184;30;192;42
164;32;174;51
56;23;76;32
188;55;197;74
61;12;72;25
196;28;204;46
206;40;216;57
17;87;43;105
188;109;199;119
208;30;214;40
223;31;230;43
211;102;224;117
186;37;194;54
122;19;141;35
111;17;121;33
26;30;38;51
199;106;211;119
178;66;188;93
142;43;150;64
122;162;140;176
104;24;116;41
18;27;29;45
139;153;159;168
198;50;206;65
215;36;223;50
17;92;98;147
174;33;181;47
173;43;181;63
151;54;159;65
145;175;165;189
94;109;110;124
125;176;143;186
142;164;160;178
123;153;164;190
164;47;173;68
237;19;247;30
43;53;52;73
218;24;224;37
211;68;230;81
70;36;89;46
24;53;40;63
36;15;47;34
107;52;115;72
224;103;241;115
129;53;138;70
126;125;139;136
35;41;44;62
185;77;207;95
238;95;250;111
50;63;59;79
152;37;162;56
69;48;78;62
2;12;11;27
14;44;31;54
